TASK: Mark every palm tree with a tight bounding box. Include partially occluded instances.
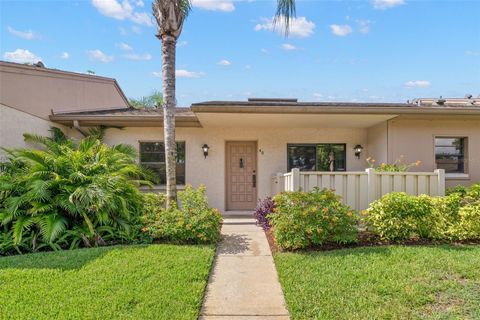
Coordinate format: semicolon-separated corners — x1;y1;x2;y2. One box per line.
152;0;190;208
129;90;164;109
152;0;296;208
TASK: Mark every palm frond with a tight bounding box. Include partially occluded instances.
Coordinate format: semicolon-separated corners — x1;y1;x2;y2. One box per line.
12;216;34;244
112;144;138;158
86;127;107;141
37;213;67;243
49;127;68;144
274;0;296;35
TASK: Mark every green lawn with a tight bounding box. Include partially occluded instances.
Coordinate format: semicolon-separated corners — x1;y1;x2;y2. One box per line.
0;244;215;320
275;245;480;320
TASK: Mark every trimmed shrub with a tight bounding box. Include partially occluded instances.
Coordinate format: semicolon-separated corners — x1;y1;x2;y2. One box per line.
254;197;275;230
270;188;358;250
431;193;463;240
437;184;480;240
446;185;469;197
364;193;436;241
142;185;222;244
450;205;480;240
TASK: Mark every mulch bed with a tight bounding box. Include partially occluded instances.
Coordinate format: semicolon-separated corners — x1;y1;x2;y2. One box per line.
260;224;480;253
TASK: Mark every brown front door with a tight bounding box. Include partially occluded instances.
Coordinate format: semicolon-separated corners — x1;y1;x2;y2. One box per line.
226;141;257;210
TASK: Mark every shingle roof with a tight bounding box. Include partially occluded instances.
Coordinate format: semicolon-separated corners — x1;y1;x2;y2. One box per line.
52;107;195;117
192;100;415;108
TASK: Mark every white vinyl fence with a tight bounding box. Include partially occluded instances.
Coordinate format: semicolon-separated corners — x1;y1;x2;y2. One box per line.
271;168;445;211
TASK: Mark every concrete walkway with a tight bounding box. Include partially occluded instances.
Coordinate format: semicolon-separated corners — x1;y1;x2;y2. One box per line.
200;216;290;320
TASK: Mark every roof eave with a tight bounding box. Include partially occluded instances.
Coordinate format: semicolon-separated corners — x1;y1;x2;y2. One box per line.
190;105;480;115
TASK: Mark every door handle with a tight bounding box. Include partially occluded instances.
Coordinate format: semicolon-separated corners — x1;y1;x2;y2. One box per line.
252;174;256;188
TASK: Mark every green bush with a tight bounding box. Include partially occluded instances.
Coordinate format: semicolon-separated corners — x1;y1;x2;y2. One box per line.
450;205;480;240
269;188;358;250
446;184;469;196
142;185;222;244
0;128;155;255
438;184;480;240
365;189;480;241
142;192;166;226
364;193;436;241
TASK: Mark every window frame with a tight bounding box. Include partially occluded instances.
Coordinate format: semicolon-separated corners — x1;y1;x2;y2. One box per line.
434;136;468;175
138;140;186;186
287;143;347;172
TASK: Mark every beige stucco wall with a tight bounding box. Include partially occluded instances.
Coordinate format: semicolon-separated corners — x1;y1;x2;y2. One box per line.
366;121;388;165
387;117;480;187
0;62;128;120
0;104;77;161
103;127;369;212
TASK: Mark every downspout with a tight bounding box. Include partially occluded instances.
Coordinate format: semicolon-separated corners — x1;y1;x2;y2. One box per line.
73;120;88;136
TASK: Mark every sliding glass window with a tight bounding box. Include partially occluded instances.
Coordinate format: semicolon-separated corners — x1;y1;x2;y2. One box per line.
287;144;346;172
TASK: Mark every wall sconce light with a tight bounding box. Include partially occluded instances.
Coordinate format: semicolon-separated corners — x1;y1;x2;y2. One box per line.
354;144;363;159
202;144;210;159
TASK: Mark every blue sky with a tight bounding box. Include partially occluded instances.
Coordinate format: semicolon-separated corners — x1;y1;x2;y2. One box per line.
1;0;479;107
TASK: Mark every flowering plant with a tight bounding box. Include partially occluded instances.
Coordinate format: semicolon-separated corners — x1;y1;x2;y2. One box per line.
366;155;421;172
254;197;275;230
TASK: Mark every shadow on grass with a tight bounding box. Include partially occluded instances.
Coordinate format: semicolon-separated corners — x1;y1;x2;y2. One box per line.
0;245;140;271
291;243;480;259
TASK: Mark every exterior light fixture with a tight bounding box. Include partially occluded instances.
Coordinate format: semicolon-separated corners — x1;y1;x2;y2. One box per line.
354;144;363;159
202;144;210;159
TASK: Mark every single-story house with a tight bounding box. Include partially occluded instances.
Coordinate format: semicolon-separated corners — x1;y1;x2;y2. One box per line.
2;61;480;212
50;97;480;212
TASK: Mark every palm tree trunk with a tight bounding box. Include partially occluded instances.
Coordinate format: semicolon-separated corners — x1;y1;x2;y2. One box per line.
161;34;177;207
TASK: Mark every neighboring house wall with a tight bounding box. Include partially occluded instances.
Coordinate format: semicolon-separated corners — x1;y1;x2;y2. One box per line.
366;121;388;165
0;103;78;161
388;117;480;187
103;127;368;212
0;62;129;119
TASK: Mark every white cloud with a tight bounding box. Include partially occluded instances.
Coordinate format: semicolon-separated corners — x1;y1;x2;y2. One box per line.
176;69;205;78
91;0;153;26
151;71;162;77
260;48;269;54
129;12;153;26
91;0;132;19
405;80;431;88
330;24;353;36
177;41;188;47
61;52;70;59
281;43;297;51
466;50;480;56
254;16;315;38
217;59;231;66
191;0;235;12
87;49;114;63
7;26;40;40
245;64;252;70
372;0;405;10
357;20;372;34
3;49;42;64
124;53;152;60
313;93;323;98
135;0;144;7
118;42;133;51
